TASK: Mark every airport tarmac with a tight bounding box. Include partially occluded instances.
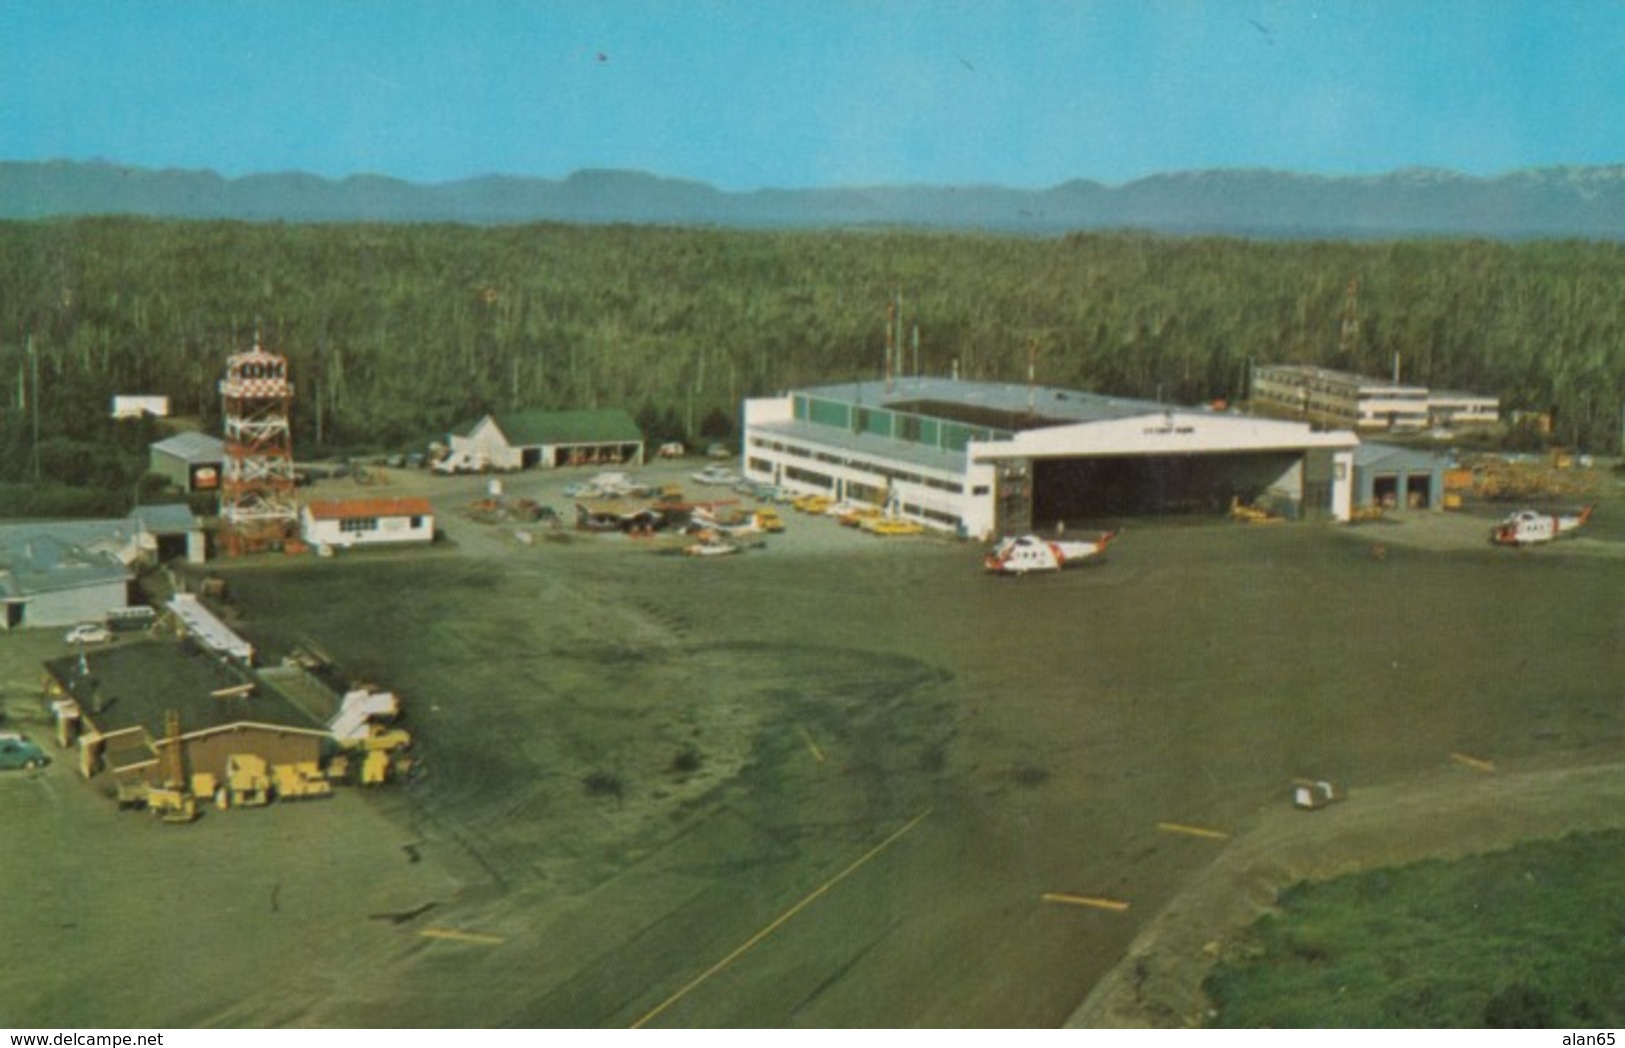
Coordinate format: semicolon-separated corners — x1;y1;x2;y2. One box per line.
2;464;1621;1027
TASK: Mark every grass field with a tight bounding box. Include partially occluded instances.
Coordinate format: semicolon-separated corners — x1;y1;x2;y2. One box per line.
2;464;1623;1027
1205;829;1625;1027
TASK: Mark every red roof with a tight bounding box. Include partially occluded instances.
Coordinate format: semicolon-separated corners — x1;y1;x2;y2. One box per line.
303;497;434;521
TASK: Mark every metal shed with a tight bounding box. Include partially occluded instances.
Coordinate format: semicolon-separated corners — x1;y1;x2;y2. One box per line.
1353;442;1447;511
149;432;226;493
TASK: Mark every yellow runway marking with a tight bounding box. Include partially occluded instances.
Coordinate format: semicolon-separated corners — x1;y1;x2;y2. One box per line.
797;724;827;764
1157;821;1229;841
1041;892;1131;913
1450;752;1496;773
420;927;505;946
630;808;933;1029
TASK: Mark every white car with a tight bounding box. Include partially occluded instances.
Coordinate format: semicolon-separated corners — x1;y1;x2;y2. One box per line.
64;624;111;645
691;465;739;486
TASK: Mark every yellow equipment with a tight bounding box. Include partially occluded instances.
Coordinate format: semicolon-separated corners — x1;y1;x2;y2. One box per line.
272;761;334;800
361;749;393;785
1230;496;1283;524
147;785;198;823
151;709;199;824
225;753;272;807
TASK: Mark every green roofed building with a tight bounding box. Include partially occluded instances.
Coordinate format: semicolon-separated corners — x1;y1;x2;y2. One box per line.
448;408;644;470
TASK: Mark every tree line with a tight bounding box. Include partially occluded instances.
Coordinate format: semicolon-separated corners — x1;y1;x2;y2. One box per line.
2;217;1622;514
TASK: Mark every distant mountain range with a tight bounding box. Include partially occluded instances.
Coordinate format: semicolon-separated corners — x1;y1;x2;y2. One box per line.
5;159;1625;240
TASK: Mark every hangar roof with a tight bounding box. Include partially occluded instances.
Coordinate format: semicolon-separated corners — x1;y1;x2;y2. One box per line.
779;379;1356;465
799;378;1166;430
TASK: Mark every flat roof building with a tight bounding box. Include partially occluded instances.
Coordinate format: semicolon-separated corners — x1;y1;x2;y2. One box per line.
45;643;328;789
743;377;1358;539
1251;364;1500;432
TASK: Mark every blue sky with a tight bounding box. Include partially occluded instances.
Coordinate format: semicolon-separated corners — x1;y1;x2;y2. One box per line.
3;1;1621;190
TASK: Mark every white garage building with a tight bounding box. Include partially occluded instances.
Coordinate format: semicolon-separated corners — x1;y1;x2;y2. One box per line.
742;378;1358;539
448;409;645;471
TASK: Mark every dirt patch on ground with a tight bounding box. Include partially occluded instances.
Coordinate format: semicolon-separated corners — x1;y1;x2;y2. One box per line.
1067;755;1625;1028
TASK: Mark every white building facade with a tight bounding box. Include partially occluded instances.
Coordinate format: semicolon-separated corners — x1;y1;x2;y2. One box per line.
300;498;435;549
1251;364;1499;432
743;378;1357;540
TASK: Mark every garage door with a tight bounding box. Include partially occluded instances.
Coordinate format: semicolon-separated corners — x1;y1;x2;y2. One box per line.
1032;452;1301;521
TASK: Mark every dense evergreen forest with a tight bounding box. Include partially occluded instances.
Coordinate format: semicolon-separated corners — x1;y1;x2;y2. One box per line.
2;217;1622;515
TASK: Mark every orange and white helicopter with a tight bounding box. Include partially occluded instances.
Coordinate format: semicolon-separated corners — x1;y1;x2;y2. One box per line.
984;531;1116;574
1489;506;1594;547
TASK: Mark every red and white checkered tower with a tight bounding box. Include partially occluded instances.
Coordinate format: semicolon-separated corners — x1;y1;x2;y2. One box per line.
219;340;297;556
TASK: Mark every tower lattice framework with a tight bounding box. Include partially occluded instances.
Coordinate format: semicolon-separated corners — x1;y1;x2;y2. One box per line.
219;341;297;555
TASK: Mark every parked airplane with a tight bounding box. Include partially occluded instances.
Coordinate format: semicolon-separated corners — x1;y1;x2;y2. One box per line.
985;531;1116;574
1489;506;1594;547
689;504;761;536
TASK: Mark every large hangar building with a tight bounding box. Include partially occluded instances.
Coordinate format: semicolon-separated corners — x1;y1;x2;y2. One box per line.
742;378;1358;539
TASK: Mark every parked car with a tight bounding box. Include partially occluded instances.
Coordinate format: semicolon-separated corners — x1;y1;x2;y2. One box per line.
691;465;739;486
64;623;111;645
0;735;49;771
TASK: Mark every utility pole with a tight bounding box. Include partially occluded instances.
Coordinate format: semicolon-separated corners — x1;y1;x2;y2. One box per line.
29;333;40;482
1339;279;1360;362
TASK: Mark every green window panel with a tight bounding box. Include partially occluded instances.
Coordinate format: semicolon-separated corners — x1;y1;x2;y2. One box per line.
861;407;893;437
807;397;850;429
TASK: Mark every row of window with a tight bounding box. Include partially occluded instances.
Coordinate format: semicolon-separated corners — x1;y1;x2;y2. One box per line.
336;515;426;533
749;435;966;494
792;395;1006;454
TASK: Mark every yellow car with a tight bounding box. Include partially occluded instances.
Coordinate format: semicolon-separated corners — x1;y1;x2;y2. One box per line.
862;516;924;537
754;509;786;533
792;494;832;514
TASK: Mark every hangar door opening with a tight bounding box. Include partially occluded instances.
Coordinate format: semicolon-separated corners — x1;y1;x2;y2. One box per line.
1031;451;1302;523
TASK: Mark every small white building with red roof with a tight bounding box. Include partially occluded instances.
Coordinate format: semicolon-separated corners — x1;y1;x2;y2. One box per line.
300;497;435;549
